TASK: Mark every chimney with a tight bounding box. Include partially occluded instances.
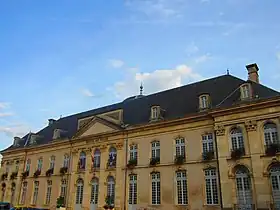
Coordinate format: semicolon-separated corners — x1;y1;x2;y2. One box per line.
48;119;56;125
246;63;259;83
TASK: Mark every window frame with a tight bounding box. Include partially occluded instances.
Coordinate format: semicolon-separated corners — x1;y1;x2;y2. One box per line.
204;168;219;205
45;180;52;205
90;178;99;205
37;158;43;171
230;128;245;150
151;172;161;205
93;149;101;168
129;144;138;161
202;133;214;153
60;179;67;199
175;137;185;158
151;141;160;159
20;182;27;205
32;181;39;205
264;122;279;145
129;174;137;205
176;170;188;205
63;154;70;168
75;179;84;205
151;106;160;120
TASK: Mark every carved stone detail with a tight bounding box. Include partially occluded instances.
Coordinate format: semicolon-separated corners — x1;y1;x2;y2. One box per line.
245;120;257;132
100;144;107;151
215;125;225;136
116;142;123;150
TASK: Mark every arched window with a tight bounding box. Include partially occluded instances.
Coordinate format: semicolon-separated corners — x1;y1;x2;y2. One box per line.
107;176;115;205
93;149;101;168
79;152;86;170
235;166;252;209
20;182;27;204
37;158;43;171
63;154;70;168
11;183;16;204
270;165;280;208
230;128;244;150
264;122;279;145
90;178;99;205
108;147;117;168
76;179;84;204
60;179;67;200
50;156;55;169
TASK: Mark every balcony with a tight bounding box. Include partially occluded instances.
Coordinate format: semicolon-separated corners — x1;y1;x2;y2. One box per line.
21;170;29;179
45;168;54;177
59;166;68;175
127;159;137;169
231;147;245;159
33;169;41;178
10;171;18;180
265;144;280;156
150;157;160;166
174;155;185;165
202;151;215;161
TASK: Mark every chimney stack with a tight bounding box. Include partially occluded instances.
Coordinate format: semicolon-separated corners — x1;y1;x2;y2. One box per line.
48;119;56;126
246;63;259;83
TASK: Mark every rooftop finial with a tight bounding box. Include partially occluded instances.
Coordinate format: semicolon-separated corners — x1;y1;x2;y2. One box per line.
227;68;230;75
140;82;143;95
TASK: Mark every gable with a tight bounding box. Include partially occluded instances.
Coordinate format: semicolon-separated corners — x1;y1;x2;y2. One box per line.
80;121;115;137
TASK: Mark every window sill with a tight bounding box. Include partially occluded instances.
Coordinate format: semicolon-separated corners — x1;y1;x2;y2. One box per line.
260;152;280;158
226;155;250;160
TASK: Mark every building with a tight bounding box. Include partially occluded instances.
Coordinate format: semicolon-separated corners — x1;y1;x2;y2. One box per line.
1;63;280;210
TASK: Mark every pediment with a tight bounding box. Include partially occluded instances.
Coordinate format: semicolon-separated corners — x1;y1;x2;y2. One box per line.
75;117;121;138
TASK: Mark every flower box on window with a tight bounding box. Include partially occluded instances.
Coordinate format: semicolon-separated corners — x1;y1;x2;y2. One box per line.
45;168;54;177
21;170;29;179
59;167;68;175
150;157;160;166
231;147;245;159
10;171;18;180
127;159;137;168
1;172;8;181
265;144;280;156
103;195;114;210
56;196;65;208
202;151;215;161
174;155;185;165
33;169;41;178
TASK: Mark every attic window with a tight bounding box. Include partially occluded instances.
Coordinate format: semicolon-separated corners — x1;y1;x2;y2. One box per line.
240;83;252;100
199;94;210;109
150;106;160;121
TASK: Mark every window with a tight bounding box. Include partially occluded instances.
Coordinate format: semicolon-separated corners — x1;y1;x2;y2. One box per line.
90;178;99;205
93;149;101;168
75;179;84;204
205;168;218;205
63;154;70;168
32;181;39;205
202;134;214;153
235;166;252;208
200;95;210;109
50;156;55;169
108;147;117;168
129;144;138;161
230;128;244;150
241;84;250;99
37;158;43;171
15;161;19;172
264;122;279;145
79;152;86;170
270;165;280;206
20;182;27;204
151;141;160;159
129;175;137;205
176;171;188;205
45;180;52;205
151;106;160;120
175;138;185;157
107;176;115;204
26;159;31;172
151;172;160;205
60;179;67;199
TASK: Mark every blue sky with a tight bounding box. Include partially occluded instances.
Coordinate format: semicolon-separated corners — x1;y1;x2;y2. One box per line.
0;0;280;150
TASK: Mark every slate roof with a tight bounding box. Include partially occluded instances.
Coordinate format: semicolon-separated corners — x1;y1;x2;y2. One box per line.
2;74;279;152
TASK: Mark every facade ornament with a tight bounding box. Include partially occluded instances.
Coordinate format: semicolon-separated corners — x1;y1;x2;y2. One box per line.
116;142;123;150
214;125;225;136
100;144;107;151
245;120;257;132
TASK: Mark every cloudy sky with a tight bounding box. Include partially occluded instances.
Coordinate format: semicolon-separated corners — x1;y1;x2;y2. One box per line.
0;0;280;150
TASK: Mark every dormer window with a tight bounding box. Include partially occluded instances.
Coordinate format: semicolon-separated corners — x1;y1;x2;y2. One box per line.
150;106;162;121
199;94;210;109
240;83;252;100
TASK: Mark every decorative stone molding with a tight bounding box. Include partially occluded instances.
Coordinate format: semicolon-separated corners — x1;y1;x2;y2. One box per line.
100;144;107;151
214;125;225;136
116;142;123;150
245;120;257;132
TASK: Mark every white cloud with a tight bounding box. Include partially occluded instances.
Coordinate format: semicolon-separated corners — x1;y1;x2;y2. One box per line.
81;88;94;97
0;112;14;117
194;53;212;63
276;52;280;60
0;124;31;138
0;102;10;109
185;42;199;56
111;64;203;99
108;59;125;68
125;0;185;20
